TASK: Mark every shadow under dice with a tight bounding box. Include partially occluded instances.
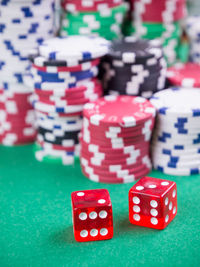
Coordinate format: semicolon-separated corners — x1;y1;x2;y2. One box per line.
71;189;113;242
129;177;177;229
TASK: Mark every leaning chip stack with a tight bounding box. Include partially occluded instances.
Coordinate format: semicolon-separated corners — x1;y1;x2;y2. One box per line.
102;37;167;98
125;0;186;65
186;15;200;63
0;0;55;145
151;87;200;176
80;95;156;183
27;36;110;165
167;62;200;87
60;0;128;40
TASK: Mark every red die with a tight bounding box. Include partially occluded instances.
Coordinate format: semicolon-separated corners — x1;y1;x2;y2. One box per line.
71;189;113;242
129;177;177;229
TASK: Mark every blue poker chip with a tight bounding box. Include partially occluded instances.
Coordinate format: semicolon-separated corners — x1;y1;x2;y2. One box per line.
151;87;200;117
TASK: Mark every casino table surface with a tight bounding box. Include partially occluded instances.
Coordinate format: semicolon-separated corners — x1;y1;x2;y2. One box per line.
0;144;199;267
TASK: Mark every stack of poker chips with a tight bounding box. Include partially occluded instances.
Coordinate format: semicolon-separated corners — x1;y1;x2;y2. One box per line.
0;0;55;145
27;36;110;165
186;16;200;63
102;37;167;98
125;0;186;65
60;0;128;40
150;87;200;176
0;86;36;145
167;62;200;87
80;95;156;184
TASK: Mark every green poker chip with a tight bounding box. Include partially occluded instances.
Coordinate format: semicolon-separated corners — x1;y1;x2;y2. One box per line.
61;3;128;40
126;21;181;39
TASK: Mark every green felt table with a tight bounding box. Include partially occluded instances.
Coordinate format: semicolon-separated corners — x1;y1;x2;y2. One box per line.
0;144;199;267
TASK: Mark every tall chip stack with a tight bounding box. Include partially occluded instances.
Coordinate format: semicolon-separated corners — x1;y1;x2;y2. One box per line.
102;37;167;98
150;87;200;176
125;0;186;65
27;36;110;165
60;0;128;40
186;16;200;63
80;95;156;183
0;0;55;146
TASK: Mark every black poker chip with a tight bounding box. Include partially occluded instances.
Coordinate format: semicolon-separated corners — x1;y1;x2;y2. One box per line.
108;37;163;64
38;127;80;145
102;37;167;98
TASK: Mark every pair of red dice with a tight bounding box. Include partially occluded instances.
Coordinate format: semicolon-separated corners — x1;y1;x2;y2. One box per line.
71;177;177;242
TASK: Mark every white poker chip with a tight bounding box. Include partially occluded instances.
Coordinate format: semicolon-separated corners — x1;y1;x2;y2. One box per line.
150;87;200;117
39;36;110;62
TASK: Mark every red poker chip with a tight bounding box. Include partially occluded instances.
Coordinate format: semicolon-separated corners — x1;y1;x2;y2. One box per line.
0;97;31;105
0;123;36;131
0;120;35;128
81;137;151;151
34;79;102;98
34;90;102;106
32;58;100;73
83;95;156;128
81;166;150;184
167;63;200;87
81;153;150;171
132;0;186;22
81;148;149;161
80;139;149;154
83;119;155;137
81;127;153;142
0;134;36;145
81;134;150;148
80;151;150;167
35;85;102;101
0;109;34;117
34;109;83;117
1;127;36;135
81;162;151;179
62;0;123;12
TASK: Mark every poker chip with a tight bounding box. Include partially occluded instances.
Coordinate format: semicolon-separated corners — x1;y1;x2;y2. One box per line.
28;36;109;164
34;143;80;165
186;15;200;64
0;0;56;146
38;36;110;62
62;0;124;12
129;0;186;23
167;62;200;87
80;95;156;183
125;0;186;65
60;0;128;40
0;85;36;146
150;87;200;176
101;37;167;98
